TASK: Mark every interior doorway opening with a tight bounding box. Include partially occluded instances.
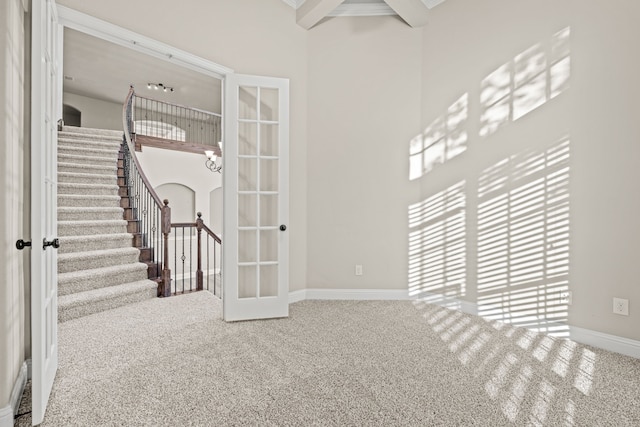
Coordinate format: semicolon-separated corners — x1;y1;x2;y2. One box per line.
62;104;81;126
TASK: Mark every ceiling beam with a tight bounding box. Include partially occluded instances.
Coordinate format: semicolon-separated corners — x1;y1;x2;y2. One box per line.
383;0;429;28
297;0;344;30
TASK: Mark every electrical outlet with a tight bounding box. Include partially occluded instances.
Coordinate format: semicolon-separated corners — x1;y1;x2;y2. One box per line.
560;291;572;305
613;298;629;316
355;265;363;276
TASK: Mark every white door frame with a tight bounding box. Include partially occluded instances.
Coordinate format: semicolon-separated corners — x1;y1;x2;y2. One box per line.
56;6;233;79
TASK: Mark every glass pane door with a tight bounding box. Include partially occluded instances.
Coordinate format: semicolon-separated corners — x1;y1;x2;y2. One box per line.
223;74;289;321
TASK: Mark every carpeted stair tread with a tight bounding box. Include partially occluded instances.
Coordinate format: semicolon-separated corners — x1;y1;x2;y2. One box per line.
58;262;150;296
58;152;120;162
58;206;124;221
58;182;119;196
60;142;121;150
58;153;119;167
58;219;128;236
58;161;117;175
60;126;124;138
58;138;121;150
58;233;133;253
58;280;158;323
58;247;142;274
58;171;117;185
58;194;122;208
61;124;123;134
58;145;120;158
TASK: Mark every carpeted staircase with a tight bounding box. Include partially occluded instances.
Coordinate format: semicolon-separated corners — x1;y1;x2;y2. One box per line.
57;126;157;323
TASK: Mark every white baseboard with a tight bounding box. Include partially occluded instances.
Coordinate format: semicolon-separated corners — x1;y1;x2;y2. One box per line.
288;289;306;303
0;361;28;427
570;326;640;359
290;288;411;303
289;288;640;359
408;290;479;316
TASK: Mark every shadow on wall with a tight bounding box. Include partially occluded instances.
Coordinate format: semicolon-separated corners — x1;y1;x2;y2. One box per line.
409;93;468;180
476;139;570;335
480;27;571;138
409;27;571;337
410;27;570;180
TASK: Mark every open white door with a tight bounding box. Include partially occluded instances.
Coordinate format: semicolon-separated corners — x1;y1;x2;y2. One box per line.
31;0;62;424
223;74;289;322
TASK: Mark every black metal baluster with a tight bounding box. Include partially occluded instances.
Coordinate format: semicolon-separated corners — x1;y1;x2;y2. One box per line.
189;226;193;291
173;226;177;295
157;208;160;272
181;226;186;294
207;235;211;292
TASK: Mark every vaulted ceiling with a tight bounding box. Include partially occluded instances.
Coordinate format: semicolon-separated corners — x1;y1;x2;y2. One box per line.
282;0;447;29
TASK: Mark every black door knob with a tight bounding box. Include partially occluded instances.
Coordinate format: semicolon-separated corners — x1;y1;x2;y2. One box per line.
279;225;287;231
43;238;60;249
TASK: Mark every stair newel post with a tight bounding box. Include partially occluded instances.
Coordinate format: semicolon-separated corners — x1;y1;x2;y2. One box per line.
196;212;204;291
161;199;172;297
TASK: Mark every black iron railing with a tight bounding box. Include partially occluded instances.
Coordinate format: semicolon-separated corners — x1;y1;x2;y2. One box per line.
122;86;172;296
132;93;222;149
170;213;222;296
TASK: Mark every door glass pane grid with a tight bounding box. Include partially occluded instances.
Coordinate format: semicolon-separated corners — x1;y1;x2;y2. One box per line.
238;194;257;227
260;195;278;227
237;85;281;300
260;124;278;157
238;265;257;298
239;122;257;156
260;88;279;121
239;86;257;120
237;262;280;299
260;264;278;297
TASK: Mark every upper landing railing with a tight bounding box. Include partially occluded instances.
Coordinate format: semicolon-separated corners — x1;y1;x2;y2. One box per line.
130;90;222;156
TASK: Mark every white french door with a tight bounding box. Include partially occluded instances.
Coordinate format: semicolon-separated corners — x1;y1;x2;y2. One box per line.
31;0;62;424
223;74;289;322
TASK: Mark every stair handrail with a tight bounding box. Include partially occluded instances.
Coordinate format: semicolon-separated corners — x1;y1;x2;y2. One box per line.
196;213;222;293
122;85;172;297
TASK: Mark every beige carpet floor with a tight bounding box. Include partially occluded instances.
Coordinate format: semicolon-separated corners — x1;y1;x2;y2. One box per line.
15;292;640;426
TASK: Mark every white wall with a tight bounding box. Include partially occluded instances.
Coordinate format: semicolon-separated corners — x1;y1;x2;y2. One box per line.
155;183;196;223
209;187;223;237
63;91;122;130
307;16;422;290
137;146;221;225
0;0;27;412
419;0;640;341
